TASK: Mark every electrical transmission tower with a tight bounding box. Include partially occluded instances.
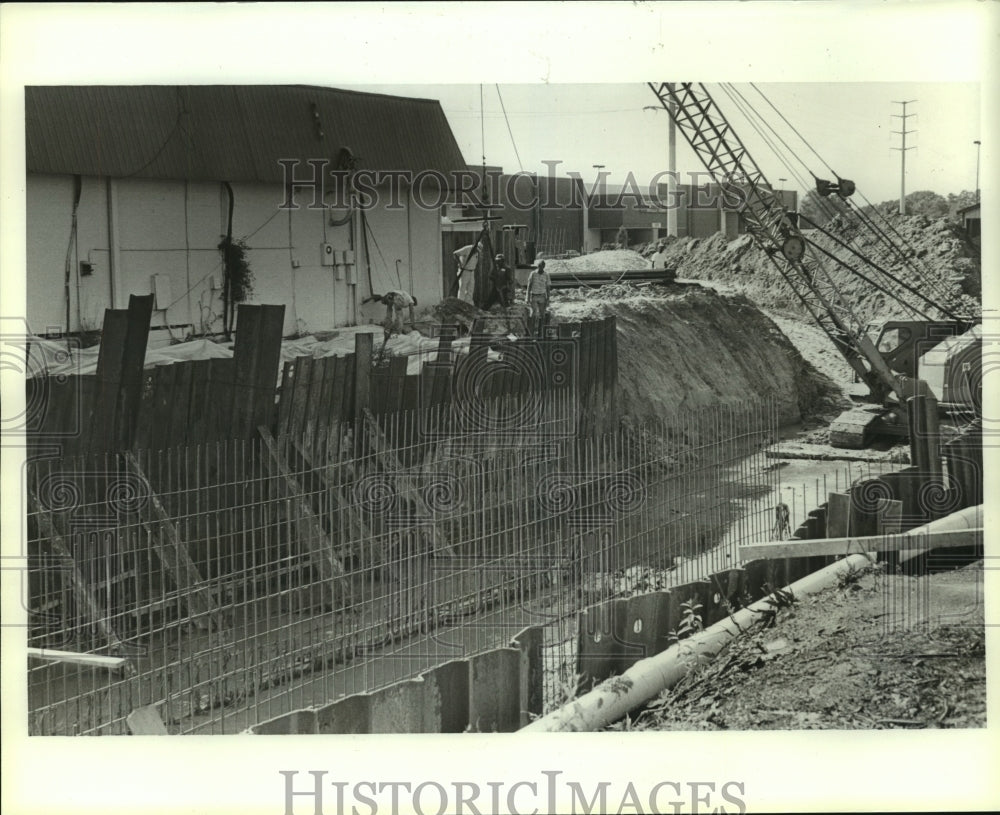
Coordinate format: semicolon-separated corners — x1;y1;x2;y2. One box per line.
892;100;917;215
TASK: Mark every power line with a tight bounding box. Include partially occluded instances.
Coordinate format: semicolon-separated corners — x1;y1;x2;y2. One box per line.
495;84;524;173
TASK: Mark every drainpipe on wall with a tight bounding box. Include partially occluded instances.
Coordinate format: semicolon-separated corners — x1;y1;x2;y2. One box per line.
64;175;82;337
106;178;122;310
406;184;414;295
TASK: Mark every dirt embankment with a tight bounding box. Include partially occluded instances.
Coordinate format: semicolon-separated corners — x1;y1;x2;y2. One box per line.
550;283;846;426
647;212;981;324
623;565;986;732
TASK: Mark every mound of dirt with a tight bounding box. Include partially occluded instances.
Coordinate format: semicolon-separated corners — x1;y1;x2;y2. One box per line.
549;285;847;426
544;249;651;274
626;565;986;731
653;213;980;324
429;297;484;335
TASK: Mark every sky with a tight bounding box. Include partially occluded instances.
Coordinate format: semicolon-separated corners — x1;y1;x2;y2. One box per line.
342;82;982;205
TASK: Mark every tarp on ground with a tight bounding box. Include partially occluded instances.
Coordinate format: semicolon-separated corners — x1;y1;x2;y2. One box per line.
26;327;488;382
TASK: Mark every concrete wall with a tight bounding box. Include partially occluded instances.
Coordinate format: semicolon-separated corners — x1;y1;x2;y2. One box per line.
26;174;443;337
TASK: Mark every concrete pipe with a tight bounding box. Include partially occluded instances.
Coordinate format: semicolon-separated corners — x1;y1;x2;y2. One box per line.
522;505;982;733
897;504;982;565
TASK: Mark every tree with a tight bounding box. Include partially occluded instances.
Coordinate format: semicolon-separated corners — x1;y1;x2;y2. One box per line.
798;189;851;228
946;190;978;219
903;190;948;219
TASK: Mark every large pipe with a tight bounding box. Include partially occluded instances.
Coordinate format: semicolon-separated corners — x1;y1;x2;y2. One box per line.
522;506;983;732
897;504;982;564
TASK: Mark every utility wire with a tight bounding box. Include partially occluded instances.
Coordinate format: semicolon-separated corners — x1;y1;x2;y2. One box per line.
495;84;524;173
361;212;396;293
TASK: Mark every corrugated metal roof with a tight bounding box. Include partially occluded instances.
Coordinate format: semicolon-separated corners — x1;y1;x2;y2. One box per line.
25;85;468;183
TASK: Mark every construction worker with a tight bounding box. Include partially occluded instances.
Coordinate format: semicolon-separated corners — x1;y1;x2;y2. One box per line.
452;240;482;304
525;260;551;337
483;252;515;310
650;241;670;270
772;502;791;540
378;290;418;341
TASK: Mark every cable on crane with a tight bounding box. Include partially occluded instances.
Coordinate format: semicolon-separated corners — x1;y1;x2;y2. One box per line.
747;83;957;307
719;84;845;226
739;83;963;315
844;195;957;307
749;83;839;178
801;233;934;321
798;212;957;320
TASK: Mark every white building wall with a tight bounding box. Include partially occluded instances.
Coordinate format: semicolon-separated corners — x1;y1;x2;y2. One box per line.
26;174;111;335
26;173;445;338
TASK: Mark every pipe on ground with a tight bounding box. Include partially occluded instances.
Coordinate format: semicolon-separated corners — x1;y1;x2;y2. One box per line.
522;505;982;733
897;504;982;563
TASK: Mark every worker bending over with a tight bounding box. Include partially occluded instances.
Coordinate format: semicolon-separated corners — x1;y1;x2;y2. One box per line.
378;290;418;341
525;260;551;337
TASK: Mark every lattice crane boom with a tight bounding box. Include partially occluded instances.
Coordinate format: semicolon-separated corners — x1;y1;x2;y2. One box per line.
648;82;901;404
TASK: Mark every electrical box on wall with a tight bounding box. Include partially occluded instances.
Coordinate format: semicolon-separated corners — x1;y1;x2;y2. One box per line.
343;249;355;266
151;274;172;309
346;265;358;285
321;242;336;266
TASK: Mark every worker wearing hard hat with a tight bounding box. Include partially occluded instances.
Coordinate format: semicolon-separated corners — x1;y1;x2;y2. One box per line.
484;253;515;310
525;260;551;337
651;241;670;270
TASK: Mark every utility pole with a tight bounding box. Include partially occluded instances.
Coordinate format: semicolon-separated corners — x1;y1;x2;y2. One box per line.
891;100;917;215
644;96;679;237
666;84;678;238
581;164;604;253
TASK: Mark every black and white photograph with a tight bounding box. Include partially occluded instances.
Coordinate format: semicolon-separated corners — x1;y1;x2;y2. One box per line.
2;3;997;814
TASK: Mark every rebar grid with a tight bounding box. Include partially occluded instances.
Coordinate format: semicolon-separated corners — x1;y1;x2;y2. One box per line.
26;393;796;734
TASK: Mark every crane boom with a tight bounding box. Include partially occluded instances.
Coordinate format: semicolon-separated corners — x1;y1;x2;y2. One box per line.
647;82;901;404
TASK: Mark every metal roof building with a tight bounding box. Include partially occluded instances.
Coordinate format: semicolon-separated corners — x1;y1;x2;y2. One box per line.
25;85;467;182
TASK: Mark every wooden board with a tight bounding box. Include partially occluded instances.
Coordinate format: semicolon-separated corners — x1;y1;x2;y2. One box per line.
167;362;194;447
117;294;154;449
125;452;222;630
353;333;373;421
740;528;982;560
275;360;295;437
28;647;126;670
186;360;212;445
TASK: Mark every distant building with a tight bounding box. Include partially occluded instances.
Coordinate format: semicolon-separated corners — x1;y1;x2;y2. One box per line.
448;170;798;257
25;85;466;338
957;202;981;246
